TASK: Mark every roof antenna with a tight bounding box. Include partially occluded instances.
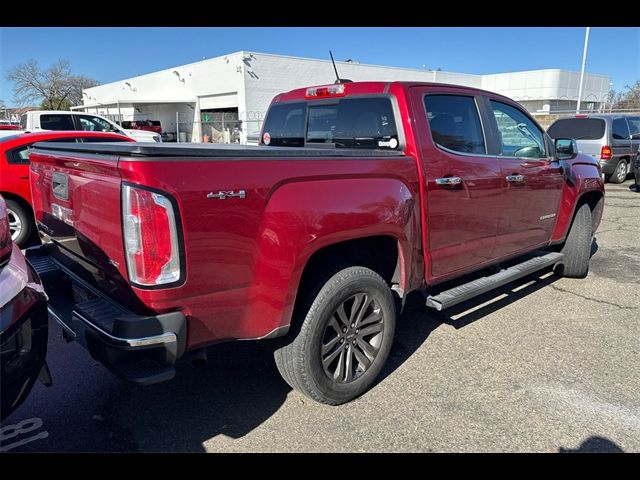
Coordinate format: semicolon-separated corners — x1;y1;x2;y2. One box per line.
329;51;352;84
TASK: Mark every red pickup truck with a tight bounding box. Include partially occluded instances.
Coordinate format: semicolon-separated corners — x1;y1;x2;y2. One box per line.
26;81;604;405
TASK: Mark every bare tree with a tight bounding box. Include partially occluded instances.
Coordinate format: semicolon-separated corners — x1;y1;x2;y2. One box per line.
613;80;640;111
6;59;98;110
68;74;99;107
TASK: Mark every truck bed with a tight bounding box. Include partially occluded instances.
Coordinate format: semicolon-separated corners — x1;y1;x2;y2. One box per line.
28;142;421;352
31;141;406;158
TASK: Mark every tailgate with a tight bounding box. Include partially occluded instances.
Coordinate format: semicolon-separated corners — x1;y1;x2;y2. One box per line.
576;139;604;158
29;147;144;311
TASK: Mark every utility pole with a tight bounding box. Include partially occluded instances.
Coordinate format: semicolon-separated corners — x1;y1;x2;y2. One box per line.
576;27;590;114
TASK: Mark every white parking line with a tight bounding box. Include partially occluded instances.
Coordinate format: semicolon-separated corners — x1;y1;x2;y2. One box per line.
531;384;640;432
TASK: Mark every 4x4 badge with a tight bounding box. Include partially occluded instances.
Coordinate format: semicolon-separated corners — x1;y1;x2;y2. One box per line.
207;190;246;200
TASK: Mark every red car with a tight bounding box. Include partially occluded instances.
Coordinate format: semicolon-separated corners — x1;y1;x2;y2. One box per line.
120;120;163;135
0;131;134;247
0;121;21;131
27;82;604;405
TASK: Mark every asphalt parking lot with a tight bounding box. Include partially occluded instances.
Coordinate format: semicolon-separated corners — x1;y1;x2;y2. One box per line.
2;180;639;453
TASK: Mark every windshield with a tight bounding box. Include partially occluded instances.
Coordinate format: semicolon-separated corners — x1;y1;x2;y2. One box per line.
547;118;606;140
261;97;400;150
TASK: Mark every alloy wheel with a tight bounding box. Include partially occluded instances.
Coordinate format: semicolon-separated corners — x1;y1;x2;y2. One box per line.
616;161;628;182
7;208;22;242
321;293;385;384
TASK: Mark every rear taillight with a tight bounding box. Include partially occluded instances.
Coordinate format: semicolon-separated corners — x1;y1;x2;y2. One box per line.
122;184;181;286
0;196;12;265
600;145;612;160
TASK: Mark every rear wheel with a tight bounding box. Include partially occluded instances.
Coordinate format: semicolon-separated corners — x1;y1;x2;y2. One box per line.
274;266;396;405
609;159;628;184
5;199;33;248
555;203;593;278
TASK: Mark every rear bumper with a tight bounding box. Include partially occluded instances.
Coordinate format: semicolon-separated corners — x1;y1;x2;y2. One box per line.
26;245;186;385
599;160;616;175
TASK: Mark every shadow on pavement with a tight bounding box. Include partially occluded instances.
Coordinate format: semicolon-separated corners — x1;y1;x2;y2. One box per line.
97;339;292;452
377;265;563;385
558;436;625;453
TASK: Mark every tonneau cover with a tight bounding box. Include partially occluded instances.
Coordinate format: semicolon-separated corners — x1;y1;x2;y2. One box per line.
30;142;405;158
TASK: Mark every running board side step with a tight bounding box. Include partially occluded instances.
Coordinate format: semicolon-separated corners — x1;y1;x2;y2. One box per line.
426;251;564;311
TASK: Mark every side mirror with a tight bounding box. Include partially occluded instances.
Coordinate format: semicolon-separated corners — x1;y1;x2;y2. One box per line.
555;138;578;160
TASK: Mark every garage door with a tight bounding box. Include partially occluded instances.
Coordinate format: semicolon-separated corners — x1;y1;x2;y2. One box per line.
199;93;238;110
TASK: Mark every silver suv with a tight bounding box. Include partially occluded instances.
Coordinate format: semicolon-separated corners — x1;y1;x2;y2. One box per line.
548;114;640;183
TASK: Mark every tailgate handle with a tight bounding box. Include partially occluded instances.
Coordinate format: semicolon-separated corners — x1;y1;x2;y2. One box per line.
52;172;69;200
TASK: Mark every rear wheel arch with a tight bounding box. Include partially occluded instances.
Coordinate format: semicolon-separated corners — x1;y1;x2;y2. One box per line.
0;191;33;215
284;235;402;338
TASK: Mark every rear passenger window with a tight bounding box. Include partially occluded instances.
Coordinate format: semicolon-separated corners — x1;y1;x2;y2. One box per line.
6;146;30;165
40;114;75;130
424;95;485;154
6;138;78;165
628;117;640;139
612;118;630;140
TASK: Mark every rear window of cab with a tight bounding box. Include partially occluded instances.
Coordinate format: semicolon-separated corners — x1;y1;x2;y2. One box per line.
261;97;399;150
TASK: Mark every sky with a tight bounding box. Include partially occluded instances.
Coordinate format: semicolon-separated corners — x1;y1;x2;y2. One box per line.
1;27;638;106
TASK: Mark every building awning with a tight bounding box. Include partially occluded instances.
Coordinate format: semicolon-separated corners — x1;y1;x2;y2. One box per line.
71;99;195;110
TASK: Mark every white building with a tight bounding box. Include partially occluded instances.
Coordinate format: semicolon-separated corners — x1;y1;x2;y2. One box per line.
76;51;611;143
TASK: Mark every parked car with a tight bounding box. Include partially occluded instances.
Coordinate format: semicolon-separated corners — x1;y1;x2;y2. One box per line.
0;120;21;131
120;120;163;135
0;111;162;143
548;114;640;183
0;194;50;422
26;81;604;405
0;131;135;247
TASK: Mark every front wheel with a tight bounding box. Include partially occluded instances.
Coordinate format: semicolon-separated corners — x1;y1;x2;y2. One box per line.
555;203;593;278
274;267;396;405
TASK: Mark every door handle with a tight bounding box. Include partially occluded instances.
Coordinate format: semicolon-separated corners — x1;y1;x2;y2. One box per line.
520;160;547;168
435;176;462;186
506;174;525;183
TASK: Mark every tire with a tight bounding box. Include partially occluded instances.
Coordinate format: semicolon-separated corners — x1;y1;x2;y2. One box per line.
609;159;628;184
5;199;33;248
274;266;396;405
555;203;593;278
